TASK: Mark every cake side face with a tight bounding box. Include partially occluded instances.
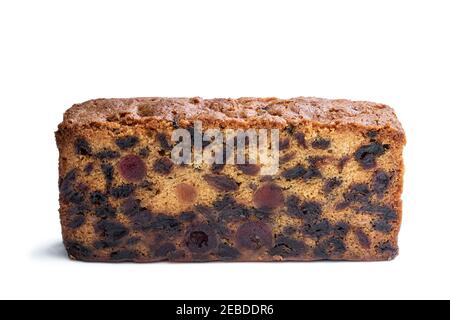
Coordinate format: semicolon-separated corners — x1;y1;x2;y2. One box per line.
56;97;405;262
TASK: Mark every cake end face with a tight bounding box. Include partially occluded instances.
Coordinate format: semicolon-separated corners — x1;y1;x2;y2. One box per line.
56;97;405;262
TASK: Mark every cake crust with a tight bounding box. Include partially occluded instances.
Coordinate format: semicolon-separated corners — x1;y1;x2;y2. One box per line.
60;97;405;134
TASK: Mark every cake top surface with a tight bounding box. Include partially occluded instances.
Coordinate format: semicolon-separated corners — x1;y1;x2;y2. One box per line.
60;97;404;133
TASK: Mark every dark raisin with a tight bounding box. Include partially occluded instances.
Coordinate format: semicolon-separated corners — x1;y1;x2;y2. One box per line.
279;138;290;151
153;157;174;175
373;219;392;233
96;149;120;160
149;215;181;234
253;183;284;210
354;142;387;169
65;241;91;259
95;220;129;242
204;174;239;192
101;164;114;186
115;136;139;150
236;221;272;250
237;164;261;176
355;229;371;249
338;156;351;172
334;221;350;238
270;237;307;257
185;224;217;254
110;250;139;261
110;184;135;198
95;205;116;219
121;197;141;216
74;137;92;156
303;166;322;180
344;184;372;204
312;138;331;150
358;204;397;221
139;147;150;158
323;177;343;193
90;191;108;205
282;165;307;180
154;243;177;258
282;165;321;180
156;133;172;151
373;170;391;196
314;237;346;259
131;210;154;230
286;195;301;217
180;211;196;222
59;169;77;191
302;219;331;238
280;152;295;165
84;163;94;175
66;190;85;204
211;163;225;174
68;215;85;229
377;241;398;255
127;237;141;245
68;203;89;216
367;130;378;139
294;132;307;148
119;155;147;181
214;195;249;221
218;244;240;260
283;226;297;236
296;201;322;220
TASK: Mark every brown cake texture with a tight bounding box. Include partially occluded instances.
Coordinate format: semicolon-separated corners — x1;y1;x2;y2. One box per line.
56;97;405;262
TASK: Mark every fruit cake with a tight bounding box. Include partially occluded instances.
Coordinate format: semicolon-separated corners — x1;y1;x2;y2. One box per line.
55;97;405;262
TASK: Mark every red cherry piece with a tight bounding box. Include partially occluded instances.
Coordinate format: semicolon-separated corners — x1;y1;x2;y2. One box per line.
118;155;147;182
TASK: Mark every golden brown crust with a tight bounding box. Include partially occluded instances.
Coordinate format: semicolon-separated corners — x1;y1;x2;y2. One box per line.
60;97;405;134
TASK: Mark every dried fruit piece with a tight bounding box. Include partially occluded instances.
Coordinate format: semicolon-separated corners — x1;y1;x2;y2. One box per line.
270;237;307;257
153;157;174;175
236;221;272;250
119;155;147;182
373;170;391;196
204;174;239;192
154;243;177;258
65;241;91;259
90;191;107;205
294;132;307;148
96;149;120;160
68;215;86;229
116;136;139;150
355;229;371;249
95;220;129;242
237;164;261;176
175;183;198;204
110;184;135;198
74;137;92;156
218;244;240;260
156;133;172;151
323;177;343;193
312;138;331;150
94;205;116;219
302;219;331;238
101;164;114;187
110;250;139;261
354;142;387;169
214;195;248;221
253;183;284;210
185;224;217;254
344;184;372;204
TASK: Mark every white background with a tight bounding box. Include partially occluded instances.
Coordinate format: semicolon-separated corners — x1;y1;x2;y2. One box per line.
0;0;449;300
